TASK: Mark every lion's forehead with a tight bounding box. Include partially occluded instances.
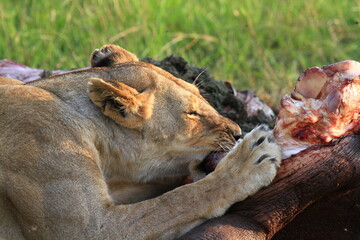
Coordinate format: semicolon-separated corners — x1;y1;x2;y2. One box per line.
106;62;204;99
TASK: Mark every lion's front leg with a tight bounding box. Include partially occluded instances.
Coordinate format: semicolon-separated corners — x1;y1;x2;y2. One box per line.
5;124;280;240
102;125;281;239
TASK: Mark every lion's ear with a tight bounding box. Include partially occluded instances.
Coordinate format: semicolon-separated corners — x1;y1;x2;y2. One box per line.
87;78;154;129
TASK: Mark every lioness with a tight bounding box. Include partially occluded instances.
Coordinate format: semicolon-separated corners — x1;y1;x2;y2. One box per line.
0;45;281;239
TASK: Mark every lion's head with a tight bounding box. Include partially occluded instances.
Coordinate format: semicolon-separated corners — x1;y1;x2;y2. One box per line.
86;45;241;181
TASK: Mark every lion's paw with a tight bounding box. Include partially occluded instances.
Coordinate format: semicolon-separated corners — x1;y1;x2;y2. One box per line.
243;124;280;163
216;124;281;200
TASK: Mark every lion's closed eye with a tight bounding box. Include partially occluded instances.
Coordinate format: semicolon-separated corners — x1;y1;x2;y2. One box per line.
185;111;202;119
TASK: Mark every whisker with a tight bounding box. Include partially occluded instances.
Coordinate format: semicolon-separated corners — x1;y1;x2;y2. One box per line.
218;142;232;153
193;68;207;88
195;79;205;89
217;142;226;152
218;139;235;153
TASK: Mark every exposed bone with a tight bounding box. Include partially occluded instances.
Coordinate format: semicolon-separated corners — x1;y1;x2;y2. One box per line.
295;67;327;99
275;60;360;158
322;60;360;78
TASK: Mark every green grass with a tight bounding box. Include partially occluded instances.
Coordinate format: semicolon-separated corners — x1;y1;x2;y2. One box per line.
0;0;359;107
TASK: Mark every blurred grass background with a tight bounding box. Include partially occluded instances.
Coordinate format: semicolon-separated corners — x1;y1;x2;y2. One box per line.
0;0;359;107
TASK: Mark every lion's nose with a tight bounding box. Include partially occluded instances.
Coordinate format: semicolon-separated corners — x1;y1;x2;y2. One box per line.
234;134;241;141
215;114;242;140
224;118;242;138
231;125;242;139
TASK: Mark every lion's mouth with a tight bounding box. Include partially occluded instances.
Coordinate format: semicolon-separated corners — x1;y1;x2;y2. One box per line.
198;151;227;173
196;134;240;173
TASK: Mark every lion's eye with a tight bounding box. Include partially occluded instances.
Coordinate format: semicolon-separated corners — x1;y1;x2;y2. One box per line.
188;111;199;116
185;111;201;118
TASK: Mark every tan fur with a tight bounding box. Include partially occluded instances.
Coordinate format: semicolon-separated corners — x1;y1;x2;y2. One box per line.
0;45;281;239
0;76;24;85
90;44;139;67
